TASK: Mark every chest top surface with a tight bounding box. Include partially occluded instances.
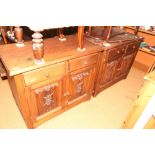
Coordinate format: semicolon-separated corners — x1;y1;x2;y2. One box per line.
0;34;103;76
0;33;141;76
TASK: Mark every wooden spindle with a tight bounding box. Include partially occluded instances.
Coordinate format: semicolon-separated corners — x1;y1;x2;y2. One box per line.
134;26;140;35
58;28;66;41
77;26;86;51
0;26;8;44
105;26;112;42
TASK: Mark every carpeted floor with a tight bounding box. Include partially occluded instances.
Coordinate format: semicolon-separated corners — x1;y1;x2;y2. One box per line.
0;66;145;129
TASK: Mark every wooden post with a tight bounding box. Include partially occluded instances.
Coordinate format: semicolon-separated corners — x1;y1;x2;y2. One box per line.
102;26;112;47
134;26;140;35
105;26;112;42
0;26;8;44
77;26;86;51
88;26;92;33
58;28;66;41
9;26;14;34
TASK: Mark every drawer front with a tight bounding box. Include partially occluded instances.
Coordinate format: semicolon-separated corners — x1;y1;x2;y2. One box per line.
69;53;98;72
107;46;125;62
23;62;66;86
125;43;139;55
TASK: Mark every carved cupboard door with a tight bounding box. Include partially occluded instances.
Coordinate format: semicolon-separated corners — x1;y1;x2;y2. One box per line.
99;60;118;87
26;76;65;122
66;66;96;105
115;53;135;79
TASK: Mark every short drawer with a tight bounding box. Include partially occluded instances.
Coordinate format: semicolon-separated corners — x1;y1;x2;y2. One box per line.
69;53;98;72
23;62;66;86
107;46;125;62
125;43;139;55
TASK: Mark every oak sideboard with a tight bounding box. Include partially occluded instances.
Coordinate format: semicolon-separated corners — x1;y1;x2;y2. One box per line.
0;33;142;128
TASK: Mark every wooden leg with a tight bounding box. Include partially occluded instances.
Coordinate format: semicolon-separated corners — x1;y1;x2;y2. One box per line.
77;26;86;51
102;26;112;47
105;26;112;42
0;26;8;44
134;26;140;35
0;59;7;78
88;26;92;33
58;28;66;41
9;26;14;33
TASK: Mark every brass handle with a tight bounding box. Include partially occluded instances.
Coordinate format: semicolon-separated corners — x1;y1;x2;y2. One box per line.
117;50;120;54
64;92;70;96
84;61;88;65
66;92;70;96
45;73;49;77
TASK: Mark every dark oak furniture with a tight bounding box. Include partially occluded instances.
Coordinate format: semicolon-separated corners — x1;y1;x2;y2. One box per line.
94;36;142;96
0;28;142;128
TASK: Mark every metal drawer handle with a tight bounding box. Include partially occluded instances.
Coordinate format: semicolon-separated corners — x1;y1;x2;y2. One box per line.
45;73;49;77
84;61;88;65
64;92;70;96
117;51;120;54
